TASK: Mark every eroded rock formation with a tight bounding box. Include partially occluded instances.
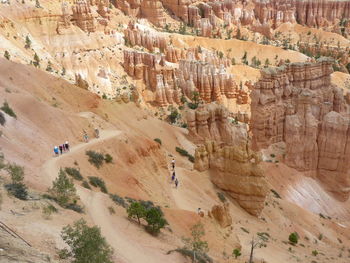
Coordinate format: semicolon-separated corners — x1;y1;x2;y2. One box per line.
120;0;350;37
123;47;243;106
209;203;232;228
251;58;350;200
191;103;269;216
72;0;96;32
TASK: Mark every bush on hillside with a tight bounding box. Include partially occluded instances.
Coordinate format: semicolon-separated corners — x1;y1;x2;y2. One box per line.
104;154;113;164
154;138;162;145
81;180;91;190
5;183;28;200
1;101;17;119
109;194;127;208
176;147;188;156
64;167;83;181
88;176;108;193
49;169;78;207
5;163;28;200
86;150;105;168
60;219;113;263
289;232;299;245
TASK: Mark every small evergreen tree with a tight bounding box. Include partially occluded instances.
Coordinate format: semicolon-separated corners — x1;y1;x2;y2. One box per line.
60;219;113;263
127;201;146;224
49;169;77;207
6;163;24;183
35;0;41;8
264;58;270;68
241;51;248;65
25;36;31;49
4;50;10;60
183;222;209;262
61;67;66;76
289;232;299;245
46;61;53;72
233;248;241;259
33;53;40;67
145;207;167;235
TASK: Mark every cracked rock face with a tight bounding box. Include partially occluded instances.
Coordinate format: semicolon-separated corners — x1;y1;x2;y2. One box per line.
251;58;350;201
191;103;269;216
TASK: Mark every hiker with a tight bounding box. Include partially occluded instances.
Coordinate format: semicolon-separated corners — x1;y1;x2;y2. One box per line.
197;208;204;217
171;158;175;170
83;131;89;143
175;178;179;188
59;145;63;155
95;128;99;138
171;171;175;182
62;143;66;152
54;146;59;156
65;141;69;151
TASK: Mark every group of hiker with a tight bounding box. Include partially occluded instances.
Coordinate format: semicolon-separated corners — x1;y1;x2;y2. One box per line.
54;141;70;156
171;158;179;188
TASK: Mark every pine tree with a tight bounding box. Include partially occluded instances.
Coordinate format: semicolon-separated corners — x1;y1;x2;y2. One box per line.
4;50;10;60
33;53;40;67
25;36;31;49
46;61;53;72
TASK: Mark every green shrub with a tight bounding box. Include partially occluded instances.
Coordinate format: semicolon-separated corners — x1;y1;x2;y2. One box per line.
42;204;58;218
167;248;213;263
318;233;323;240
154;138;162;145
169;109;179;124
86;150;105;168
5;183;28;200
6;163;24;183
49;169;77;207
0;112;5;126
109;194;127;208
312;250;318;256
233;248;241;259
81;180;91;189
127;201;146;224
88;176;108;193
145;206;168;235
4;50;10;60
217;192;226;203
187;102;198;109
289;232;299;245
65;203;84;213
60;219;113;263
176;147;188;156
1;101;17;119
64;167;83;181
104;154;113;163
187;155;194;163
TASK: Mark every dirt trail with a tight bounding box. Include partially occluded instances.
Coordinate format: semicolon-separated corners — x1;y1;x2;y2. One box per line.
41;129;122;187
40;128;183;263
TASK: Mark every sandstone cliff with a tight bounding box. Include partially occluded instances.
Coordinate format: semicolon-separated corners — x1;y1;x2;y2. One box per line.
251;58;350;200
191;103;269;216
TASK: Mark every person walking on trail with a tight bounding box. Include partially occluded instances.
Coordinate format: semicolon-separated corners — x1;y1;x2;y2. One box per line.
171;158;175;170
175;178;179;188
95;128;99;138
62;143;66;152
171;171;175;182
83;131;89;143
59;145;63;155
65;141;69;151
54;146;59;156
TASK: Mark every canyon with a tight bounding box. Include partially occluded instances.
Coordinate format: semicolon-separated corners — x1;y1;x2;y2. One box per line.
0;0;350;263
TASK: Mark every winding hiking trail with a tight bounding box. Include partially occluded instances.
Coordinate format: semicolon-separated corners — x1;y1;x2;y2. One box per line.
42;129;122;187
41;128;182;263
